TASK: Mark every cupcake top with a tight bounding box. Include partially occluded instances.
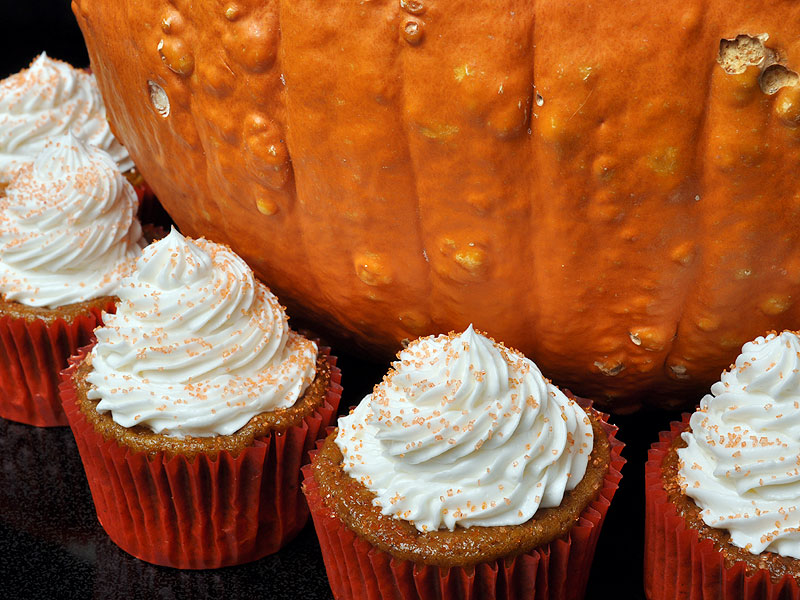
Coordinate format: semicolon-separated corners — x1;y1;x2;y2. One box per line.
86;228;318;438
678;330;800;558
335;325;593;533
0;53;133;184
0;133;143;308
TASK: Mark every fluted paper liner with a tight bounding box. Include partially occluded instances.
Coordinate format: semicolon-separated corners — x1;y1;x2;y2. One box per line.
303;403;624;600
61;343;342;569
644;416;800;600
133;178;171;230
0;301;113;427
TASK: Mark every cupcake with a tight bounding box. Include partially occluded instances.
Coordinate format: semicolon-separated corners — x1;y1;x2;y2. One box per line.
0;53;134;188
60;228;342;569
645;330;800;599
0;132;143;426
0;52;165;225
303;326;624;600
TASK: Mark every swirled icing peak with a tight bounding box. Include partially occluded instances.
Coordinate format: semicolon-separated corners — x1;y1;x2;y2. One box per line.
0;133;143;307
336;326;593;532
0;53;133;183
87;228;318;438
678;330;800;558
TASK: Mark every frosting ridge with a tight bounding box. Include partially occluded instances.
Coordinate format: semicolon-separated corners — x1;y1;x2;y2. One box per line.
0;133;143;307
678;330;800;558
335;325;593;532
0;53;133;183
87;228;318;438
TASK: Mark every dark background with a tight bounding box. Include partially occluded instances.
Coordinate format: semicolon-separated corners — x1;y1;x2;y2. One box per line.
0;3;687;598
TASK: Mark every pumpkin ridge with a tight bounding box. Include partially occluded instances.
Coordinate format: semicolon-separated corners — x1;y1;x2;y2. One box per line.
662;23;716;391
524;3;541;368
396;3;433;342
667;16;800;391
272;1;325;309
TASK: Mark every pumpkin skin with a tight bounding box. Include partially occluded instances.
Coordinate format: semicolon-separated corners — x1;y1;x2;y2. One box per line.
72;0;800;411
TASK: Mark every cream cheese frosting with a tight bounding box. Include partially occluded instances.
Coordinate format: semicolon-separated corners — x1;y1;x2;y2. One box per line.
0;53;133;183
678;330;800;558
86;228;318;438
335;325;593;532
0;133;143;308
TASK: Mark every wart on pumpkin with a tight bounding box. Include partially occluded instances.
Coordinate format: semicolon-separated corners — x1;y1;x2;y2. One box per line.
717;33;798;96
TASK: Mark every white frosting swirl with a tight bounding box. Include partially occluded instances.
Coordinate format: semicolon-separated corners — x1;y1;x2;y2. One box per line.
678;331;800;558
0;133;143;307
87;228;318;438
0;53;133;183
336;326;593;532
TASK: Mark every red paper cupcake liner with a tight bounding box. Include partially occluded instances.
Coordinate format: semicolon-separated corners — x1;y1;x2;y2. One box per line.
133;179;154;219
303;403;624;600
644;416;800;600
133;179;173;231
60;343;343;569
0;301;114;427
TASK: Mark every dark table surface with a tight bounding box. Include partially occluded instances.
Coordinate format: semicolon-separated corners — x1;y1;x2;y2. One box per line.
0;349;685;600
0;5;689;598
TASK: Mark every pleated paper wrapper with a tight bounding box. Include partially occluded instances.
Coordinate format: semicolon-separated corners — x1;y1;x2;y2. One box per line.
60;343;342;569
0;301;113;427
132;177;172;231
303;404;624;600
644;416;800;600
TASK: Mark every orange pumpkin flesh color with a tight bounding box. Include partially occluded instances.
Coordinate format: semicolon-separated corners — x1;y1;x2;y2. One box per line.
72;0;800;412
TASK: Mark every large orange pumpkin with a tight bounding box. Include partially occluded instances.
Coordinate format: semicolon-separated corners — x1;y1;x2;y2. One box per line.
72;0;800;411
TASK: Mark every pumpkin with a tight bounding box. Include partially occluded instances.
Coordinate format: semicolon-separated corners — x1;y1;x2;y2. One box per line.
71;0;800;412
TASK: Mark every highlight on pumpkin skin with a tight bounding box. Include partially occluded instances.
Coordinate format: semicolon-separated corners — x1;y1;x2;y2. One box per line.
335;325;593;533
87;227;318;438
0;53;133;184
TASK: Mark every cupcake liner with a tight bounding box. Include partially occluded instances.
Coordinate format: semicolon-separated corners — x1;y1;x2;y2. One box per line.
133;179;156;222
303;403;624;600
122;164;172;231
0;301;113;427
132;178;173;230
60;343;343;569
141;223;168;244
644;416;800;600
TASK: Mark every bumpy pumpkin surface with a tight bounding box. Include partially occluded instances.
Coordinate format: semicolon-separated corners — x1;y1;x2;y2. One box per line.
72;0;800;411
